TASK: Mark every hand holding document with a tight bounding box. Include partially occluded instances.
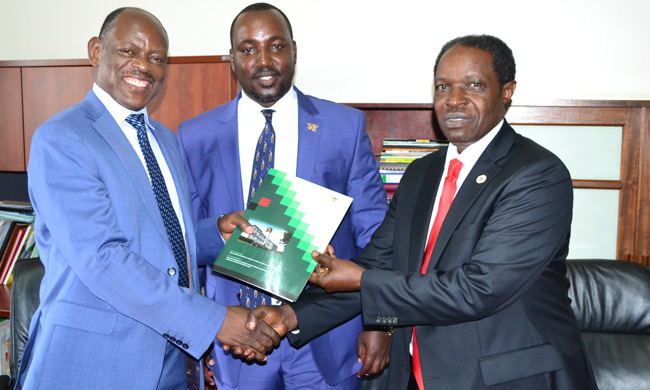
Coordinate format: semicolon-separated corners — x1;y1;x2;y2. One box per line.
309;249;365;293
212;169;352;302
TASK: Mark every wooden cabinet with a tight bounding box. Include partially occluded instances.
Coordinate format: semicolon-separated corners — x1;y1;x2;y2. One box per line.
0;56;237;172
0;68;25;172
348;102;650;265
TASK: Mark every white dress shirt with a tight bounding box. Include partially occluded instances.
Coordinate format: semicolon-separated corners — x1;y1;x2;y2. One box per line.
237;88;299;206
426;119;504;236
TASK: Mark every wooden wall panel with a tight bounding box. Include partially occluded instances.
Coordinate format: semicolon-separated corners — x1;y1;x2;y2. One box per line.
0;68;26;171
22;66;94;166
12;56;236;168
347;104;444;156
148;61;235;132
637;107;650;265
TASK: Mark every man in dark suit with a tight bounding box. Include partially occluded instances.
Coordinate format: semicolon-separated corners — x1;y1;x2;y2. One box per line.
258;35;598;389
19;7;279;389
177;3;389;389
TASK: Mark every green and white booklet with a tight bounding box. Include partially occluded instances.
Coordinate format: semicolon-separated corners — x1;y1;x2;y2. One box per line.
212;169;352;302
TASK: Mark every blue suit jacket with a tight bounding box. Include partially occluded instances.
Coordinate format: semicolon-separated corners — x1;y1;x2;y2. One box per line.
178;87;388;386
19;91;225;389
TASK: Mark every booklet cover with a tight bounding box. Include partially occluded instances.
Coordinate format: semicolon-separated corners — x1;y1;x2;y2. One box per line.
212;169;352;302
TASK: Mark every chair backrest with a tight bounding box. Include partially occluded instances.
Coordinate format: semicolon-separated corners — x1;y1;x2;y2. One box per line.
566;259;650;334
9;258;44;380
565;259;650;390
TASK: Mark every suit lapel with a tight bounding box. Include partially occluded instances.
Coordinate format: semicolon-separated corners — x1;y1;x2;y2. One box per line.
80;91;170;249
409;148;447;272
220;95;246;208
148;119;196;241
295;87;322;181
424;123;516;271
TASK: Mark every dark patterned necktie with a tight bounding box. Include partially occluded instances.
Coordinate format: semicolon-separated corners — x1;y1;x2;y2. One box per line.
126;113;189;288
239;109;275;308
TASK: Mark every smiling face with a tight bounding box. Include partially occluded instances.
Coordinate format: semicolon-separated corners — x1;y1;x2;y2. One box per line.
88;9;168;111
433;45;516;153
230;9;296;107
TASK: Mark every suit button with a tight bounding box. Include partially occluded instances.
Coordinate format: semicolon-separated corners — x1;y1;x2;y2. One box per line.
163;333;169;339
402;364;410;373
169;336;177;342
168;267;177;276
176;340;183;346
182;343;189;349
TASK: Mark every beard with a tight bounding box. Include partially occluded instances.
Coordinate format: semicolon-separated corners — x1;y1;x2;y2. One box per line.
248;79;293;105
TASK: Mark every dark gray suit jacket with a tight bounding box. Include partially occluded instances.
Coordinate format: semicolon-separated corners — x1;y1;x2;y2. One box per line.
293;121;598;389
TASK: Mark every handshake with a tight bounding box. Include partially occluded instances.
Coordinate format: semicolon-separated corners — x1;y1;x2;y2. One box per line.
215;302;298;361
214;211;366;361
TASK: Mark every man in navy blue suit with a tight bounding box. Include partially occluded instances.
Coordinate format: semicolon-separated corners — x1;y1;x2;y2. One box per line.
177;3;389;390
302;35;598;389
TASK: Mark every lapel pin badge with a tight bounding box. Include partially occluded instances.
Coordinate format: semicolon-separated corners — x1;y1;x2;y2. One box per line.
307;123;318;132
476;174;487;184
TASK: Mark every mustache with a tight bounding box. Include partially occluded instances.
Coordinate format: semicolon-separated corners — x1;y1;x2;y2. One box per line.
252;68;280;79
123;70;156;84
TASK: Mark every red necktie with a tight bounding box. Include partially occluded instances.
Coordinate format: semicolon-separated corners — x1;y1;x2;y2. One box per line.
412;158;463;389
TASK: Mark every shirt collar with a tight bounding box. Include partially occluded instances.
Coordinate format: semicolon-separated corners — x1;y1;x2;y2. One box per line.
92;83;152;129
239;86;297;121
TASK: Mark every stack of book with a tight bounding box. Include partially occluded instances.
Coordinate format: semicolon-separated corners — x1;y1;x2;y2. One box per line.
0;201;37;285
379;139;447;201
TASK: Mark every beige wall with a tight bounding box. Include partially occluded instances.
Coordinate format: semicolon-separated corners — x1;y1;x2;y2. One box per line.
1;0;648;103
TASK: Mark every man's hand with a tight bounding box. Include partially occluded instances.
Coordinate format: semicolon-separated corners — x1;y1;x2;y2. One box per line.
216;306;281;361
357;329;392;377
309;250;365;292
203;355;216;388
217;211;253;241
248;304;298;338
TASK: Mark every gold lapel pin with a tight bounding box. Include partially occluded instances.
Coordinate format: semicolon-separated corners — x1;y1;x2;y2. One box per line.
476;174;487;184
307;123;318;132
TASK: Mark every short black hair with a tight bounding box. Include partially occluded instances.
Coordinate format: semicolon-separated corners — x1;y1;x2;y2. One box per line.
230;3;293;47
98;7;168;45
434;34;516;87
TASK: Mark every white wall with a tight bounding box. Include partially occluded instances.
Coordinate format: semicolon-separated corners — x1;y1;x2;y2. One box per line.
1;0;649;103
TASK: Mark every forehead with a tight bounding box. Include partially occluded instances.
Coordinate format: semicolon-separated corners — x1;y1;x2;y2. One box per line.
108;10;168;48
232;9;291;43
436;45;496;80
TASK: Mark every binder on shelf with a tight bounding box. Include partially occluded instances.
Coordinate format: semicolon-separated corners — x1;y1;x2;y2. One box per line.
0;223;31;284
378;138;447;198
0;220;16;258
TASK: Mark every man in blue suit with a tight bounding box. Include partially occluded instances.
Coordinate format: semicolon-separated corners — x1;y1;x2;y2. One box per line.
177;3;389;389
19;7;279;390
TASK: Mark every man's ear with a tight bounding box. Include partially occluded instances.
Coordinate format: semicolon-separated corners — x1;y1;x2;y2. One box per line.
229;48;235;72
501;80;516;105
88;36;102;67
